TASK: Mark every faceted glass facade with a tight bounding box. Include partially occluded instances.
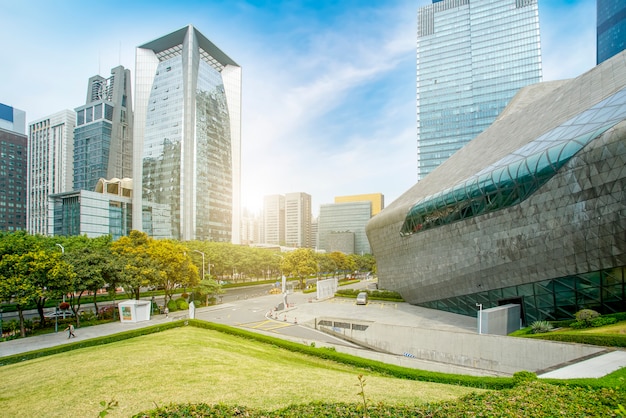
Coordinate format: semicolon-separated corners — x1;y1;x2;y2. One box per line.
422;267;626;324
597;0;626;64
417;0;542;179
402;87;626;235
134;25;241;242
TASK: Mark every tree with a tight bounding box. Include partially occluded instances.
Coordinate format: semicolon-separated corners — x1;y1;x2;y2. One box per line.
0;251;73;337
195;278;223;306
280;248;318;290
149;239;199;307
111;231;160;300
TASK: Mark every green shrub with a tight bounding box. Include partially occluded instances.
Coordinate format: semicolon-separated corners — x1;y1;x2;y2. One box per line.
530;320;553;334
569;321;587;329
591;316;617;327
167;299;178;312
575;309;600;327
176;298;189;310
513;370;537;385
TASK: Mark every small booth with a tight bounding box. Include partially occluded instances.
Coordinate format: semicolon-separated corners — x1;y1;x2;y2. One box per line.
118;300;151;323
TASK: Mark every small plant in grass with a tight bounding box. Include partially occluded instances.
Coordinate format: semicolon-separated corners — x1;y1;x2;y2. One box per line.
575;309;600;328
98;399;118;417
531;320;553;334
356;374;369;418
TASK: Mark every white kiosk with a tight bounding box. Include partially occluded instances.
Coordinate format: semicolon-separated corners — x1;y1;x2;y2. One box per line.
118;300;151;323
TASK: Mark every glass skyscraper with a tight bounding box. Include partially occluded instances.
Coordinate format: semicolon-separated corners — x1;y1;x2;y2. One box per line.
416;0;542;180
73;65;133;192
597;0;626;64
133;25;241;242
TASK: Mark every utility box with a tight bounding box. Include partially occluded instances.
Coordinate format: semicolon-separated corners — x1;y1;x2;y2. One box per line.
478;304;521;335
118;300;151;323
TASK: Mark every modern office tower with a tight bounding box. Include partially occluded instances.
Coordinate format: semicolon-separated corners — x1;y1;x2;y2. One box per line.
27;110;75;235
133;25;242;242
334;193;384;217
416;0;542;180
0;103;27;231
263;194;285;245
310;216;318;250
285;192;312;248
597;0;626;64
318;201;372;255
73;65;133;192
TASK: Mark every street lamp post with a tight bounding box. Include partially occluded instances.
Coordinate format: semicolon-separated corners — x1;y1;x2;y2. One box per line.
476;303;483;335
55;244;67;306
193;250;205;281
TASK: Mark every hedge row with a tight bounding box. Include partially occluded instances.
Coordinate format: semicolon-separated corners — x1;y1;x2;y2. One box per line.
132;380;626;417
523;331;626;347
335;288;404;302
188;320;511;390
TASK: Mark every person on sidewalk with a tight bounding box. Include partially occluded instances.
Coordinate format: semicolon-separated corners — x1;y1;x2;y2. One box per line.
64;324;76;339
164;307;169;318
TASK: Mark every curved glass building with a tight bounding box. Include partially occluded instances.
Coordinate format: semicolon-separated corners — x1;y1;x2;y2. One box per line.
367;51;626;325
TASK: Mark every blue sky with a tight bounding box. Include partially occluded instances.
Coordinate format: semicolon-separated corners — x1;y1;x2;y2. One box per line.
1;0;596;215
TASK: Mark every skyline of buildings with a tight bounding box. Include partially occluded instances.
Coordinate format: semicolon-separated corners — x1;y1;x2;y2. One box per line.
597;0;626;64
416;0;543;180
132;25;242;243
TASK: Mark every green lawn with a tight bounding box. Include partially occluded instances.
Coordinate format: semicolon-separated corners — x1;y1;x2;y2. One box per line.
0;327;482;417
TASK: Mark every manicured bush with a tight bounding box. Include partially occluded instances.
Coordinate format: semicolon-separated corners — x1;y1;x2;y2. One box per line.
590;316;617;327
176;298;189;310
530;320;553;334
167;299;178;312
98;305;115;320
59;302;70;310
575;309;600;327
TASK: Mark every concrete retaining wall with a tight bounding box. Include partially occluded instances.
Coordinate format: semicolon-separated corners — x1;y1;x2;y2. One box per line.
317;317;606;375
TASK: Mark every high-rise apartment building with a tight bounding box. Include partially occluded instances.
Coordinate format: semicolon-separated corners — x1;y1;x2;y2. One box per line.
133;25;242;242
334;193;384;217
416;0;542;180
285;192;312;248
74;65;133;191
27;110;76;234
0;103;27;231
263;194;285;245
597;0;626;64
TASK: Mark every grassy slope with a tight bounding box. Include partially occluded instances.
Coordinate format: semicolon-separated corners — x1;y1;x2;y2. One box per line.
0;327;482;418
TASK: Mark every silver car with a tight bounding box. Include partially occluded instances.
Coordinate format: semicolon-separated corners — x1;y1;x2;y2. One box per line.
356;292;368;305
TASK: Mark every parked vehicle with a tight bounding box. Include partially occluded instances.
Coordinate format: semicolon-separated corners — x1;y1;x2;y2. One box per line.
356;292;368;305
44;310;74;319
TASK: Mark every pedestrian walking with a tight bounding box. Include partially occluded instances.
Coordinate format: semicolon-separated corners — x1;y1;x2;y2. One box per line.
64;323;76;338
